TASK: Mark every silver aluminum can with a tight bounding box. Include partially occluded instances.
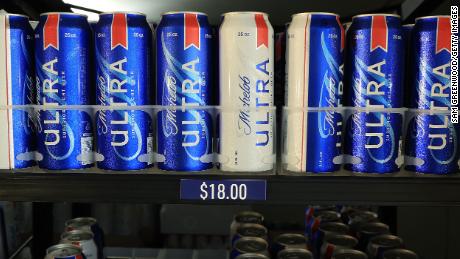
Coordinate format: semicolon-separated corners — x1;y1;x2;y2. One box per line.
60;230;98;259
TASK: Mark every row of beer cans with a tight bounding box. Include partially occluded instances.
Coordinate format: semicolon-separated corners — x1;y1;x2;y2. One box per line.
0;11;457;174
45;217;104;259
229;208;419;259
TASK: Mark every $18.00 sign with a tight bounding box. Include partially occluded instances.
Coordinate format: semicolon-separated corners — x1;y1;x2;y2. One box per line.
180;179;267;201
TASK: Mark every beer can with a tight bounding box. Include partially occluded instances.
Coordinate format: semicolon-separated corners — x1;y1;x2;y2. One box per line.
0;13;35;169
366;234;403;259
404;15;459;174
306;210;341;240
60;230;98;259
344;14;404;174
230;211;265;236
356;222;390;251
65;217;104;259
35;12;93;170
219;11;274;172
320;234;358;259
156;11;214;171
271;233;308;257
95;12;153;170
382;249;418;259
278;248;313;259
312;222;350;256
331;249;368;259
284;12;344;173
45;244;83;259
236;253;270;259
231;223;268;245
230;236;269;259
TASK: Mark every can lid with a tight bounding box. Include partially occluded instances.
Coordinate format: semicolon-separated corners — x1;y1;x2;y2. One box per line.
332;249;368;259
382;249;418;259
236;223;268;237
352;13;400;20
65;217;97;228
325;234;358;248
348;210;378;223
292;12;339;18
275;233;307;246
40;12;87;18
415;15;450;22
222;11;269;17
234;236;268;253
403;24;415;27
61;229;94;242
316;210;341;222
0;13;29;19
278;248;312;259
234;211;264;224
99;11;146;17
235;253;270;259
359;222;390;235
319;222;349;234
46;244;82;257
162;11;207;16
369;234;403;248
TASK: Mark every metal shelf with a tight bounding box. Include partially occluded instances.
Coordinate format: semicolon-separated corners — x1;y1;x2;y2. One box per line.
0;170;459;205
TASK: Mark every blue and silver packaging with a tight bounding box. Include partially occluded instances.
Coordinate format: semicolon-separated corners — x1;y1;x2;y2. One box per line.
35;12;93;170
344;14;404;174
0;14;35;169
95;12;153;171
156;11;213;171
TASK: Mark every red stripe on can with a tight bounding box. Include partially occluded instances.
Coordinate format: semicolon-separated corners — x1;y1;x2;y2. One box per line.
371;15;388;52
337;16;345;50
43;14;59;50
255;14;268;48
111;13;128;49
184;13;200;49
436;17;451;53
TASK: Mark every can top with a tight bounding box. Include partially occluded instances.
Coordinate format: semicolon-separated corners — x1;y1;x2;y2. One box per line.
369;234;403;247
325;234;358;248
292;12;339;18
236;223;268;237
332;249;368;259
234;211;264;224
222;11;269;17
278;248;312;259
46;244;82;257
0;13;29;19
352;13;400;20
359;222;390;235
234;236;268;253
65;217;97;228
61;229;94;242
162;11;207;16
319;222;349;234
403;24;415;27
235;253;269;259
382;249;418;259
275;233;307;246
348;210;378;223
415;15;450;21
316;210;341;222
99;11;146;17
40;12;87;18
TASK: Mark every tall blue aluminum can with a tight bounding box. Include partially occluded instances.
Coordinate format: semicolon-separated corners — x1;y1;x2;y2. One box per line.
156;12;213;171
343;14;404;174
95;12;153;171
405;16;459;174
284;12;344;173
0;14;35;169
35;13;93;170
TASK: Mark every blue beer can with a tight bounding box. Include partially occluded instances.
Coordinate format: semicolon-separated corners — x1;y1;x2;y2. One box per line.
0;14;35;169
95;12;153;171
344;14;404;174
156;12;213;171
35;12;93;170
284;12;344;173
405;16;459;174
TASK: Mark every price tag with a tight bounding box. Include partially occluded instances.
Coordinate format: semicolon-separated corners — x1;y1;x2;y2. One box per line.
180;179;267;201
